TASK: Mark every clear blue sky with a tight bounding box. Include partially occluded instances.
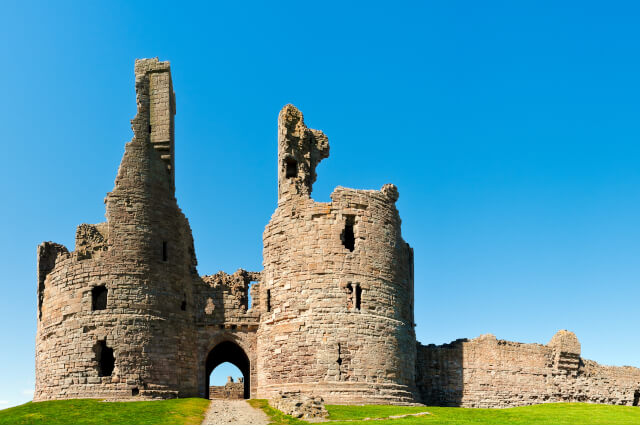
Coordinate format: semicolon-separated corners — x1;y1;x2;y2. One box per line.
2;0;640;409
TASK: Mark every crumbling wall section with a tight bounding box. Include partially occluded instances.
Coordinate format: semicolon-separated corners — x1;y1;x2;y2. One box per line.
195;269;261;325
258;105;416;405
415;331;640;408
209;377;245;399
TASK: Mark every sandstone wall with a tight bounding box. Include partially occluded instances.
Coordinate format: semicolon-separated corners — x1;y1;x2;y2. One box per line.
257;105;416;405
416;331;640;408
209;377;244;399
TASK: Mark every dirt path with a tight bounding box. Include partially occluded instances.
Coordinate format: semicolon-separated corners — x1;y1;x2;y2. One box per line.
201;399;270;425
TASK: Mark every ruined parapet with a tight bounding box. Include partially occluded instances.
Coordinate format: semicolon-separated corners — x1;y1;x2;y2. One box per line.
209;377;245;399
35;58;199;402
277;105;329;201
75;223;109;260
258;105;416;404
548;330;581;376
196;269;262;325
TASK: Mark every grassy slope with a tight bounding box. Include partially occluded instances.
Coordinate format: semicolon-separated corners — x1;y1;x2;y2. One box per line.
2;399;639;425
0;398;210;425
325;403;640;425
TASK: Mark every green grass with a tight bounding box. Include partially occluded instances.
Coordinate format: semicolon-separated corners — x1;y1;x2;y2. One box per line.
323;402;640;424
0;398;210;425
3;399;639;425
247;399;309;425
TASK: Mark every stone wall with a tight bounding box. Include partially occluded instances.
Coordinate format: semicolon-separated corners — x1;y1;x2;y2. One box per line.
209;377;244;399
257;105;416;405
194;270;262;399
416;330;640;408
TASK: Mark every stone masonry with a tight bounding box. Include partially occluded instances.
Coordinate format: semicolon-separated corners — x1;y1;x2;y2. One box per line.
209;377;244;400
416;331;640;408
35;58;640;408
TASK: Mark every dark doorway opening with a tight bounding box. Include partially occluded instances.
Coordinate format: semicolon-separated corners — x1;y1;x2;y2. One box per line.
633;390;639;406
94;340;115;377
206;341;250;399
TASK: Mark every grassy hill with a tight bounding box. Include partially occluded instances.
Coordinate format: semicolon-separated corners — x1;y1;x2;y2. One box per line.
1;399;640;424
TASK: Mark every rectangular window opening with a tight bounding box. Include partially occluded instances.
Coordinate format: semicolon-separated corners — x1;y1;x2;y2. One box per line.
355;284;362;310
285;158;298;178
91;285;108;311
266;289;271;312
162;241;168;262
341;216;356;252
346;283;353;309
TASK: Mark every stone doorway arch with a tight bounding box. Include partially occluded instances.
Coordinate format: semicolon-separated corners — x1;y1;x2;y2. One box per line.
206;341;251;399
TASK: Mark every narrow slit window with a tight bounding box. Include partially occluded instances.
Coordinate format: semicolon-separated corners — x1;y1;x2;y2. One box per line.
248;281;258;309
285;158;297;178
346;283;353;309
341;216;355;252
94;340;115;377
266;289;271;312
181;293;187;311
91;285;108;311
162;241;168;262
355;284;362;310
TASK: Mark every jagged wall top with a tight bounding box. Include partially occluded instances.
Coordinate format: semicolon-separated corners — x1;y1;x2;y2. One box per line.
548;329;581;355
277;104;329;201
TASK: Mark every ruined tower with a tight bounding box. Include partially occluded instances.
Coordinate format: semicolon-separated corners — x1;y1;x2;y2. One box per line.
257;105;417;404
35;58;199;400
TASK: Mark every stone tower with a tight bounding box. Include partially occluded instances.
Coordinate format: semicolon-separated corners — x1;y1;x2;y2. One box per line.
257;105;417;404
35;58;199;400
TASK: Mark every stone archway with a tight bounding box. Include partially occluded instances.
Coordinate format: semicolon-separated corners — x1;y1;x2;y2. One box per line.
206;341;251;399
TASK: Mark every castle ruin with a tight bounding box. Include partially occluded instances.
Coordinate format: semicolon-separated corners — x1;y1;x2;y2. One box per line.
35;58;640;407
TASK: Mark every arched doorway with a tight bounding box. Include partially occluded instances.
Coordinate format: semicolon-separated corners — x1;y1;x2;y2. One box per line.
205;341;250;399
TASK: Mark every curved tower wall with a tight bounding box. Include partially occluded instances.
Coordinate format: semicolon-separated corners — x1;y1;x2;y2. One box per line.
35;58;199;401
257;105;416;404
